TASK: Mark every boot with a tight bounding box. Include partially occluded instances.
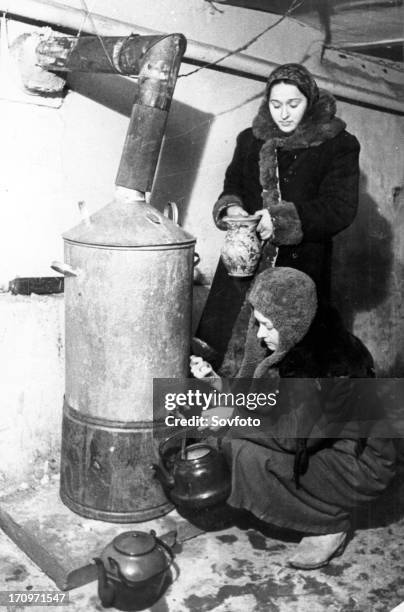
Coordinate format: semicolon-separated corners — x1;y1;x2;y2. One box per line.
288;531;347;569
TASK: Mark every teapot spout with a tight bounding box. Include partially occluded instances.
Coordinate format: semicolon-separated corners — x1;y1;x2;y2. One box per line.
152;463;174;489
94;557;115;608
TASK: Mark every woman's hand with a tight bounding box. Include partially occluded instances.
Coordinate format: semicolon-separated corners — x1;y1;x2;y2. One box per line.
190;356;223;391
198;406;234;431
226;204;249;218
190;355;215;378
255;209;274;241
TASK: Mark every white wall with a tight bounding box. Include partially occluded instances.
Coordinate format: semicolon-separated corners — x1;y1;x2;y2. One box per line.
0;294;64;487
0;20;129;282
332;102;404;374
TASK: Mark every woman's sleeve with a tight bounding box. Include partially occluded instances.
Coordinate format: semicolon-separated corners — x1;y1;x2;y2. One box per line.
213;131;247;230
269;133;360;245
307;378;356;443
273;378;355;446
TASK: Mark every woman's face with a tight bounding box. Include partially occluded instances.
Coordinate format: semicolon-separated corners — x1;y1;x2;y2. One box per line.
268;82;308;133
254;309;279;352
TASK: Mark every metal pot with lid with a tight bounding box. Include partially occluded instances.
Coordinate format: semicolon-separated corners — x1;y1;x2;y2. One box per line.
153;432;231;510
94;530;174;609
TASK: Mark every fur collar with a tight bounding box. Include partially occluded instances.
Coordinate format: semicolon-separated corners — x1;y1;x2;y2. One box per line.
252;89;345;148
230;305;374;380
252;89;346;208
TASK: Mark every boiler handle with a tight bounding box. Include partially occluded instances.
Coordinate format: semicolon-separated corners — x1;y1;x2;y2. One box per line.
163;201;179;225
51;261;81;277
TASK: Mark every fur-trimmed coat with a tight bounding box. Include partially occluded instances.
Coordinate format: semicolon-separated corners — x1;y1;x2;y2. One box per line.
221;307;397;533
214;124;360;293
245;306;376;445
197;93;360;367
231;305;377;450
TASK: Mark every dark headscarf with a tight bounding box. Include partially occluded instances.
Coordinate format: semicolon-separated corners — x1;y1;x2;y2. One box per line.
265;63;320;111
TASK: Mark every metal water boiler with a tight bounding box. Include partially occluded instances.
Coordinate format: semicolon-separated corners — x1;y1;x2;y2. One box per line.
50;33;194;521
56;188;195;522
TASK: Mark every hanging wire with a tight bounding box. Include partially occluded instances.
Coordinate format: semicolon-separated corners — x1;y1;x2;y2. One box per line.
69;0;303;78
75;0;167;76
78;0;118;72
205;0;225;14
75;0;91;40
179;0;305;78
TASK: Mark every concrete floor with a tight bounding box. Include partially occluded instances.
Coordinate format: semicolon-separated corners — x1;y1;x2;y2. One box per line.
1;468;404;612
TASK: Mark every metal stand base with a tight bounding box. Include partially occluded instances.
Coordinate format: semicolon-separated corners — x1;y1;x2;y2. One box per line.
60;403;173;522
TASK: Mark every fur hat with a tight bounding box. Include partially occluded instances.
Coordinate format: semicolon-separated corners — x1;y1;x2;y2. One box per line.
226;267;318;378
248;267;318;355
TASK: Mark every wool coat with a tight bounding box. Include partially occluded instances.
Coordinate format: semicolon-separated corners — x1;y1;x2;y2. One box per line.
196;92;360;368
222;307;397;534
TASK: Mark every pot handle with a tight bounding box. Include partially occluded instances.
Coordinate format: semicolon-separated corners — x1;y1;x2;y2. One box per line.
152;531;175;566
151;530;180;582
51;261;81;277
163;201;179;225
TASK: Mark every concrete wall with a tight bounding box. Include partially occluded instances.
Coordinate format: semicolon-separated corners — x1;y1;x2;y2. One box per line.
0;294;64;488
332;102;404;376
0;2;403;484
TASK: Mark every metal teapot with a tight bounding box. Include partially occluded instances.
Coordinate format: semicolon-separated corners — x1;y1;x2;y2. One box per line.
93;530;174;610
153;433;231;510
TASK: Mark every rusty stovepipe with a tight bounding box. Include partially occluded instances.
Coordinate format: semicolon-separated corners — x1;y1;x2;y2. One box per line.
115;34;186;192
36;33;187;192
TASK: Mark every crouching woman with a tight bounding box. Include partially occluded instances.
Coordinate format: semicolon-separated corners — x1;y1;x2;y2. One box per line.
190;267;396;569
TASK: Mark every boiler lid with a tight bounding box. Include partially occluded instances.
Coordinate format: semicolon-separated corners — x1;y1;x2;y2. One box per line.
63;192;195;248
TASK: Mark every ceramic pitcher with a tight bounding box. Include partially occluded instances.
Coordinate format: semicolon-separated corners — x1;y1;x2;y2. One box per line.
221;214;262;277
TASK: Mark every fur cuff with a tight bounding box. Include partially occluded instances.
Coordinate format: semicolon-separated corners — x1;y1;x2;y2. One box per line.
213;194;244;230
269;200;303;245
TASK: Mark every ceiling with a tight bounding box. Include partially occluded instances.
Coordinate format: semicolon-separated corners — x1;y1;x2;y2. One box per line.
215;0;403;63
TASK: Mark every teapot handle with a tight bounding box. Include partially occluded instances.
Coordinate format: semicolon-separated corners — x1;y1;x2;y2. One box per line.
151;531;180;583
151;530;174;565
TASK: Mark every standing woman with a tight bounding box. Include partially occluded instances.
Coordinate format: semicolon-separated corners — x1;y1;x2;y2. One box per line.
196;63;360;371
